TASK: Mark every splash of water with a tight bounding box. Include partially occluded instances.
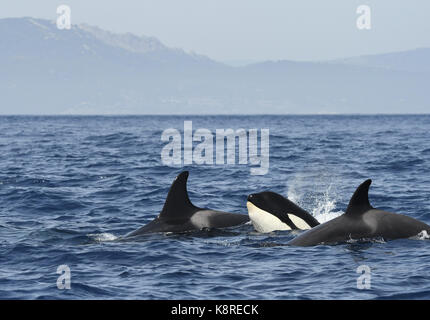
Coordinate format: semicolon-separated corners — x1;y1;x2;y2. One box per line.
87;233;118;242
312;186;343;223
415;230;430;240
286;172;343;224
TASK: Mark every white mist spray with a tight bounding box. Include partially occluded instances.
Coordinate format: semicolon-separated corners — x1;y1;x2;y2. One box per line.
286;171;343;224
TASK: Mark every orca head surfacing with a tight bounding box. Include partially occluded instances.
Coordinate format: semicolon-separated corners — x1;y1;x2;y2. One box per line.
246;191;320;233
126;171;249;237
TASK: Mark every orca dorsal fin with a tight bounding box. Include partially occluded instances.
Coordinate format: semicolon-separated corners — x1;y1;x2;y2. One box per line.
158;171;200;220
345;179;373;216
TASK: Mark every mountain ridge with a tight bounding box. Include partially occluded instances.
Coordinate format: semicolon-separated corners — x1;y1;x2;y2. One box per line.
0;17;429;114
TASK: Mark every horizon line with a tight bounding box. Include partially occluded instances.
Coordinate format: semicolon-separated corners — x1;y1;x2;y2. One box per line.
1;113;430;117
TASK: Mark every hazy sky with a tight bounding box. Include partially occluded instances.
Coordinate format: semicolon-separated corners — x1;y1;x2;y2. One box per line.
2;1;430;63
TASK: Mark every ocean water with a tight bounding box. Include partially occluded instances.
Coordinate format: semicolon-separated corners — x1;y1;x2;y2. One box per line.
0;115;429;300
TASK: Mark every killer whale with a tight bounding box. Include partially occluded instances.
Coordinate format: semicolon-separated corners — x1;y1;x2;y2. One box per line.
288;179;430;246
247;191;320;232
126;171;249;237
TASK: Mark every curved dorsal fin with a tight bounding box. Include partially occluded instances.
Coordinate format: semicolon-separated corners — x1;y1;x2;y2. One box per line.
345;179;373;216
158;171;200;220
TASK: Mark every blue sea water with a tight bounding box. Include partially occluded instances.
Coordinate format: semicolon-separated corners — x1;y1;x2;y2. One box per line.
0;115;429;300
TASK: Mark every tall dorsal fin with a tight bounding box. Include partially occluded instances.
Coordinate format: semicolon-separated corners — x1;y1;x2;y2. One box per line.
158;171;200;220
345;179;373;216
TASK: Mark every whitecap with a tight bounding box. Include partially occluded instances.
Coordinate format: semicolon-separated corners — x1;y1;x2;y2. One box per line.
87;233;118;242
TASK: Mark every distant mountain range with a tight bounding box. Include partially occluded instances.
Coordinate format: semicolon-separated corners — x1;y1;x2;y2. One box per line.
1;17;429;114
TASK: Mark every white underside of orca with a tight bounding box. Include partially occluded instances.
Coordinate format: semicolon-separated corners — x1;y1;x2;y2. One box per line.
247;201;312;233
